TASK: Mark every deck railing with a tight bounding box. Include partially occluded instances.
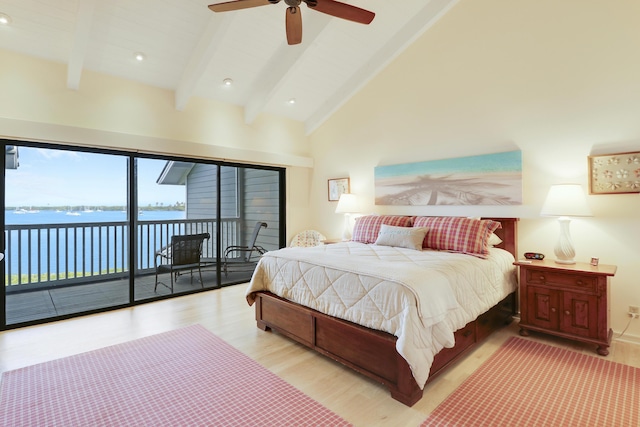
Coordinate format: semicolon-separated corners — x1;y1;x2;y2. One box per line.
4;218;240;293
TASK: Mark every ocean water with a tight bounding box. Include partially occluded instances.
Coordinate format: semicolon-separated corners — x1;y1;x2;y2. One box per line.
6;209;184;225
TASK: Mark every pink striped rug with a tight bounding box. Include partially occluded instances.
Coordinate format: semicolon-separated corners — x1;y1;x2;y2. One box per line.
422;337;639;426
0;324;351;427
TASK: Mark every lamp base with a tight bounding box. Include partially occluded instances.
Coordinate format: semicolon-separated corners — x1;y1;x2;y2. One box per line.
553;216;576;265
554;259;576;265
341;213;352;241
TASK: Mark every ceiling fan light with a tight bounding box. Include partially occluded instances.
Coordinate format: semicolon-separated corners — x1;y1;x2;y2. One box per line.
288;98;296;105
223;78;233;86
133;52;146;62
0;13;12;25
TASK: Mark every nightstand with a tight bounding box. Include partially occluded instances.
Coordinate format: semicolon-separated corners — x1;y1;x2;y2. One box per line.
514;259;617;356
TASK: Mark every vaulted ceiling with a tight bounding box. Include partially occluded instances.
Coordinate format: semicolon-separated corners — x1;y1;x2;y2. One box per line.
0;0;458;134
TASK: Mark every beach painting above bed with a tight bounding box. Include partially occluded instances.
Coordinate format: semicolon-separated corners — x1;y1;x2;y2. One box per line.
375;150;522;206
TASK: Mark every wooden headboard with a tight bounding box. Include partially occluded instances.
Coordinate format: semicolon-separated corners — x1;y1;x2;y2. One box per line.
482;217;519;258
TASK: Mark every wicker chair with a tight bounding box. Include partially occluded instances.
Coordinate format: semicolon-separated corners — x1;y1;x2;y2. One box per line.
289;230;327;247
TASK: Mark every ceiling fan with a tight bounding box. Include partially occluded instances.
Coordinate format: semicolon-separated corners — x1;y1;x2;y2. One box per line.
208;0;375;45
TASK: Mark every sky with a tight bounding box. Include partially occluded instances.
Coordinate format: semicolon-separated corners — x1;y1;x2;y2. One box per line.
4;146;185;208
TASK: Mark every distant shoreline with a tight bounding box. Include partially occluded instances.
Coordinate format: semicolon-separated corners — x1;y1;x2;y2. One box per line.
6;206;185;212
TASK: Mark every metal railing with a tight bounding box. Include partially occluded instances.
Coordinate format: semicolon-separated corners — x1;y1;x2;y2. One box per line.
4;218;241;293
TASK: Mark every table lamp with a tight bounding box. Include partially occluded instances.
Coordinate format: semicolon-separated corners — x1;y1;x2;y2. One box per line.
335;193;359;241
540;184;592;264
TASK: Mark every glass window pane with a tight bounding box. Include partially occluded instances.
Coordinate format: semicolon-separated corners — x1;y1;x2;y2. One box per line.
4;146;129;325
220;166;280;285
136;158;219;299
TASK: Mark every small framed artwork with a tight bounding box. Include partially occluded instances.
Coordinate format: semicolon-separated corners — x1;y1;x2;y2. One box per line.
588;151;640;194
328;177;350;201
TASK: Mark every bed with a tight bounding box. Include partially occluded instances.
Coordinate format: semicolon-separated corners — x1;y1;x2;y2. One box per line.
246;216;518;406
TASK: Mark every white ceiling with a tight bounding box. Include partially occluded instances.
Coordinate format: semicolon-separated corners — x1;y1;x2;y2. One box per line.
0;0;459;134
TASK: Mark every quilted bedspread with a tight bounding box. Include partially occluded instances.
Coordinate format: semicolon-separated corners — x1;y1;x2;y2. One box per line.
246;242;517;388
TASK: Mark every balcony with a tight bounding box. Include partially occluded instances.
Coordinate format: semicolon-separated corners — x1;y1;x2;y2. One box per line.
4;217;252;326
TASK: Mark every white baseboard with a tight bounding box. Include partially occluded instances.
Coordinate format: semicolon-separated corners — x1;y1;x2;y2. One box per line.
613;331;640;345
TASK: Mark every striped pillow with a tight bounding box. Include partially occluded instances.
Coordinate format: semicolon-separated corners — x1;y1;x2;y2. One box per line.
413;216;501;258
351;215;414;244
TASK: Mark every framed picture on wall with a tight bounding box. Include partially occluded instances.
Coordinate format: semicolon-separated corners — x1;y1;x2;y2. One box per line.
588;151;640;194
328;178;350;201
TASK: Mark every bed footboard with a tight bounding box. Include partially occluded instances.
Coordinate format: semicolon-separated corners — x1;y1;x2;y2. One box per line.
255;291;515;407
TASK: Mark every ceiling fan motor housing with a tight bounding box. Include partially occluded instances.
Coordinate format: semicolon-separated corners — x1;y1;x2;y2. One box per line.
209;0;374;45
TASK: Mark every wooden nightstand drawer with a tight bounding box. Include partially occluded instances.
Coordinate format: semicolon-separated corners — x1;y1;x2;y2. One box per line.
524;269;597;292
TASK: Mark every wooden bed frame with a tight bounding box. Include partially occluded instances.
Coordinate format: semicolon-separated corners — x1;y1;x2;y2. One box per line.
252;217;519;407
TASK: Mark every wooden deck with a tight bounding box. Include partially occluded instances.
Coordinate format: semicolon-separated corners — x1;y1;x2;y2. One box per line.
5;269;249;326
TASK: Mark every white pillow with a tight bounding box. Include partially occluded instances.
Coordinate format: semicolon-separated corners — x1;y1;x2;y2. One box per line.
488;233;503;246
375;225;428;251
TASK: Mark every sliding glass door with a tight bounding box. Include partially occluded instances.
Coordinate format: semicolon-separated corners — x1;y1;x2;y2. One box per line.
3;145;130;325
219;166;282;286
134;158;219;300
2;141;284;329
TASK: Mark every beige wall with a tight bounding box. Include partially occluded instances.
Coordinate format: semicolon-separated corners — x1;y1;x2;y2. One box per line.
0;49;314;240
309;0;640;341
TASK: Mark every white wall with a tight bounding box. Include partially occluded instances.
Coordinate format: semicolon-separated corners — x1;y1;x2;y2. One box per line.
309;0;640;341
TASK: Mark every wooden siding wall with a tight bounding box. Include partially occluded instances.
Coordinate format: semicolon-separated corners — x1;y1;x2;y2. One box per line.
186;164;237;219
242;168;280;252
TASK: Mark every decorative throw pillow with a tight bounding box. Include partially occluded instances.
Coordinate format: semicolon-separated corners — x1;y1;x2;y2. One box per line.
413;216;501;258
375;225;428;250
351;215;414;244
468;217;502;246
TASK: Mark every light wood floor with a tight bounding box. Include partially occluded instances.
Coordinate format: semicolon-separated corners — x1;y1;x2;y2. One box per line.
2;284;639;426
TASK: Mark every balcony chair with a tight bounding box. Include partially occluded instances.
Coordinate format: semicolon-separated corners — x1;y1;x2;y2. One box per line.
222;221;268;277
154;232;210;293
289;230;327;247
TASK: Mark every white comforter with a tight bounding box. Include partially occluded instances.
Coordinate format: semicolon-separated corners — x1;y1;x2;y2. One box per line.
246;242;517;388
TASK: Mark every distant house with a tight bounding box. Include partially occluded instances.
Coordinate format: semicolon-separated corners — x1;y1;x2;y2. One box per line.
5;146;18;169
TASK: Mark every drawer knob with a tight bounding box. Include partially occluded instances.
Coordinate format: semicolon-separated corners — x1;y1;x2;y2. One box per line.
565;310;571;316
576;280;584;285
551;308;557;313
538;275;546;281
463;330;473;337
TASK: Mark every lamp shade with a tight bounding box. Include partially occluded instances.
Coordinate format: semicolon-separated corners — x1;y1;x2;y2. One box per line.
540;184;592;217
335;193;359;214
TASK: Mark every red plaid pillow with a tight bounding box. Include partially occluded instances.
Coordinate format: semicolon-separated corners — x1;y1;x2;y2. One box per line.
351;215;414;244
413;216;501;258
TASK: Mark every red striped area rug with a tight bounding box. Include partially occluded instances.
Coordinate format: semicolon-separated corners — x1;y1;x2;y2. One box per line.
0;324;351;427
422;337;639;427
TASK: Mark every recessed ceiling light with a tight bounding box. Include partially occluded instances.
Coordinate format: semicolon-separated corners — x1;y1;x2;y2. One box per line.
288;98;296;105
223;78;233;86
0;13;12;25
133;52;146;62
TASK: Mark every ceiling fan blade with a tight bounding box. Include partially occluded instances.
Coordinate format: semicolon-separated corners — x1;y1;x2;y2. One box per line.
208;0;273;13
286;7;303;45
305;0;374;24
